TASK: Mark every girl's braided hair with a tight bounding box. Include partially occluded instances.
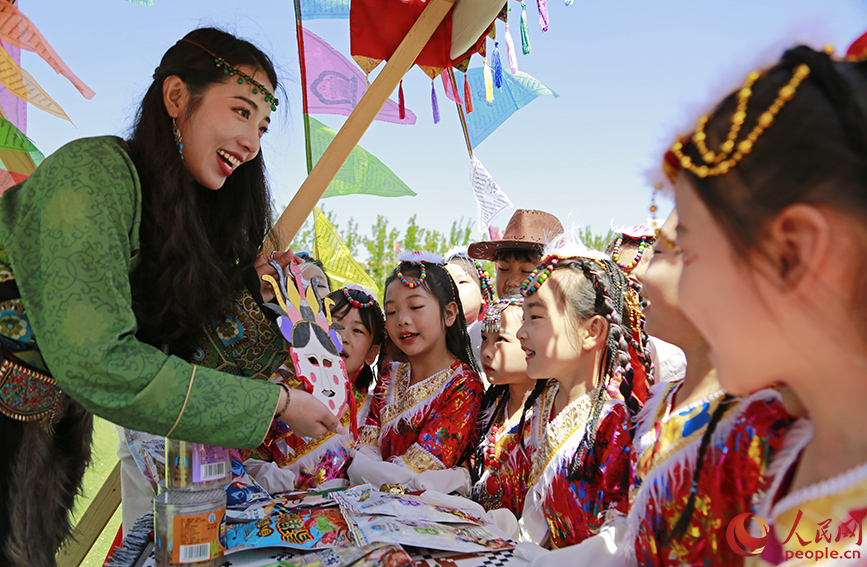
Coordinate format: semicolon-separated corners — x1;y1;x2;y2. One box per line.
526;256;639;482
661;394;735;544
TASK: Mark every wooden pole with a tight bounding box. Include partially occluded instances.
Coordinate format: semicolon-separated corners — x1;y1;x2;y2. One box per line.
268;0;457;249
448;67;473;158
293;0;314;175
56;461;122;567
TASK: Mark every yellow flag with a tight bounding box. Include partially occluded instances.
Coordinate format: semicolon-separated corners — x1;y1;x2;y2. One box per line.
313;206;380;297
0;46;71;122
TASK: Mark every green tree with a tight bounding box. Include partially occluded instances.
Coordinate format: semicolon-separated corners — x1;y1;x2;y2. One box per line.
579;226;616;253
363;214;400;288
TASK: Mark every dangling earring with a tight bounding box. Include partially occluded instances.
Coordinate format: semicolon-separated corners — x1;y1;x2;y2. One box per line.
172;117;184;160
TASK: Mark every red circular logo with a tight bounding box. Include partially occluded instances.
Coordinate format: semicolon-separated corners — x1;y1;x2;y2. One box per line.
726;512;770;557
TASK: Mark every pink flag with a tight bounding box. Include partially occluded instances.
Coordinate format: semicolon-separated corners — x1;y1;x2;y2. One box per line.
0;43;27;133
303;28;415;125
0;3;95;99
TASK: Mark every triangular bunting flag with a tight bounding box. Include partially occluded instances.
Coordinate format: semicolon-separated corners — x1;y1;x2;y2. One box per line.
0;3;95;99
298;0;350;19
313;206;380;297
0;45;71;122
445;68;557;148
471;155;512;232
308;117;416;198
303;28;414;125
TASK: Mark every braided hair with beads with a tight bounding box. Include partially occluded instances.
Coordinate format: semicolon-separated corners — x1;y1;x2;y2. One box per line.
522;254;640;484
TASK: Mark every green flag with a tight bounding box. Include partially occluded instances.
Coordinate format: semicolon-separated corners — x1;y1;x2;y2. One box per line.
308;117;416;198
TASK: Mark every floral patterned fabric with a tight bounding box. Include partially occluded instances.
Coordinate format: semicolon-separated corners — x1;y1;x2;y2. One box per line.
749;420;867;566
359;360;483;473
251;386;369;489
0;136;281;449
629;381;796;567
522;383;632;548
471;394;534;518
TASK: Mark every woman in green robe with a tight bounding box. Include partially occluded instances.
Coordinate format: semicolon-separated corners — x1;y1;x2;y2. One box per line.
0;27;339;567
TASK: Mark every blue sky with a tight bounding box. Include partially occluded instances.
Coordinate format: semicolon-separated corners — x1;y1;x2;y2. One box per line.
20;0;867;249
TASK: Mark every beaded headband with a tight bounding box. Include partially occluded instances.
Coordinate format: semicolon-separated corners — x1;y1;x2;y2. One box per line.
445;252;495;304
520;254;607;297
611;235;649;272
667;63;810;180
481;297;523;333
395;251;443;289
519;254;560;297
342;287;376;309
178;38;279;111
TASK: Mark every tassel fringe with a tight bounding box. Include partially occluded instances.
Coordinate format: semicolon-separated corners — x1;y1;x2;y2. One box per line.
464;73;474;113
492;42;504;88
520;2;531;54
537;0;549;31
483;59;494;103
398;80;406;120
504;23;518;73
431;81;440;124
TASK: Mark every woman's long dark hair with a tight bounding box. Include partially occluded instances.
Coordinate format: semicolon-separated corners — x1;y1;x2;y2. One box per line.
680;47;867;340
127;28;280;357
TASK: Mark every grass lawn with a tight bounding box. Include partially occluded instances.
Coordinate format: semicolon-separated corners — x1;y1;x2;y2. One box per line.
62;417;123;567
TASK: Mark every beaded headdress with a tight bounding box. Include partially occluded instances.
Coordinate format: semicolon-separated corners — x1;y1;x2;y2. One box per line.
444;246;495;304
178;38;279;111
395;251;444;289
481;297;523;333
608;224;657;272
519;238;607;297
665;62;811;181
341;286;378;310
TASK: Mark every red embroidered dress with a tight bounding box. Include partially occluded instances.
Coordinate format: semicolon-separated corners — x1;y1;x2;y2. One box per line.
522;382;632;548
748;420;867;567
471;394;534;517
358;360;483;472
625;381;796;567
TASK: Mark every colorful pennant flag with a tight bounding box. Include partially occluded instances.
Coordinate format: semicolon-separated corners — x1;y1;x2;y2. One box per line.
312;206;380;296
308;117;416;198
0;44;71;122
0;168;27;193
0;117;43;193
471;155;512;232
0;42;26;133
0;3;95;99
445;68;557;148
298;0;350;19
302;28;415;125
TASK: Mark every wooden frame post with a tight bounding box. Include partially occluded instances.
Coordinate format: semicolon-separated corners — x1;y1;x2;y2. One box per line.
269;0;457;249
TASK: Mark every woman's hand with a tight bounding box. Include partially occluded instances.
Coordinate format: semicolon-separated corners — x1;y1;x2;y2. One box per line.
255;249;299;303
275;387;340;437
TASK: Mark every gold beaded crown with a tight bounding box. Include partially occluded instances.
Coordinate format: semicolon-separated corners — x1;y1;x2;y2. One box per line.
665;62;812;181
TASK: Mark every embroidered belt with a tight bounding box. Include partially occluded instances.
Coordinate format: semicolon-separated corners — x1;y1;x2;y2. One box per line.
0;351;67;425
